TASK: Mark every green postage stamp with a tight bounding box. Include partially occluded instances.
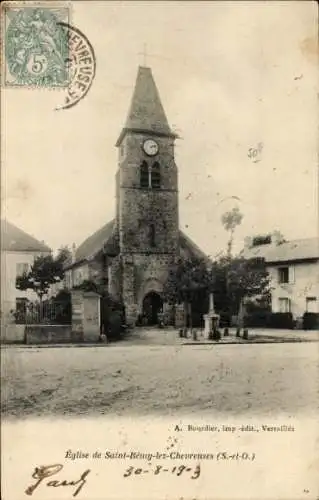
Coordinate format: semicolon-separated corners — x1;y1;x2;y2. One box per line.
2;2;71;87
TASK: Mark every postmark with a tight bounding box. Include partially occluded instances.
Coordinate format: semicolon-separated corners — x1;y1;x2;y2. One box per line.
3;3;71;87
55;22;96;110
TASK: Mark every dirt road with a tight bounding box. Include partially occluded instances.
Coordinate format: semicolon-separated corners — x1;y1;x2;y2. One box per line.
2;341;318;419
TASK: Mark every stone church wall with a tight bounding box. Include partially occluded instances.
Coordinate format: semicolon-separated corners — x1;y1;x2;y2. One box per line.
108;255;122;301
119;190;179;253
133;254;176;320
120;133;177;189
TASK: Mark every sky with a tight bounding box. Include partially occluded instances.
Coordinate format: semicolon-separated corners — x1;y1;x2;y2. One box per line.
2;1;318;256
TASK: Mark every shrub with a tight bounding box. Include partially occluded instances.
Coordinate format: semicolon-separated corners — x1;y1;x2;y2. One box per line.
302;313;319;331
268;312;294;329
244;312;294;329
107;310;124;340
244;311;271;328
219;312;231;328
52;290;72;324
100;295;126;341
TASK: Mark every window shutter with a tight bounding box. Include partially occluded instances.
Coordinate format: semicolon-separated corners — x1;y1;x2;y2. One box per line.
140;162;149;188
151;162;161;189
289;266;295;284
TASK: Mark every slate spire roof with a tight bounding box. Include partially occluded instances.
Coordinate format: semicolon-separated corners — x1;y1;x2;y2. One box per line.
116;66;177;146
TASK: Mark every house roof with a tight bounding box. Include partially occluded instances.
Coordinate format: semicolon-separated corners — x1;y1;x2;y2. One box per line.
116;66;177;146
1;219;51;253
71;220;209;267
242;237;319;264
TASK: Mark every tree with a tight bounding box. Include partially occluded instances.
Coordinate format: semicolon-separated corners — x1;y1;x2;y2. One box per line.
163;257;210;329
56;245;73;266
210;255;270;321
228;256;270;314
221;206;243;259
16;248;70;314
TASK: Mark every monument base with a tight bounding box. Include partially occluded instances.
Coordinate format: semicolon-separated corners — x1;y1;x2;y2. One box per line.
203;313;220;340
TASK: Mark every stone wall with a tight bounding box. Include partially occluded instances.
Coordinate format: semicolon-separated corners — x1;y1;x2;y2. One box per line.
134;253;175;307
1;324;25;343
117;132;179;256
108;255;122;300
116;131;179;326
71;290;101;342
25;325;73;344
118;133;177;190
119;190;179;253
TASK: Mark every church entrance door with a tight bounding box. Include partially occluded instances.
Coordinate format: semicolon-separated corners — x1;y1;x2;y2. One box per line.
142;292;163;326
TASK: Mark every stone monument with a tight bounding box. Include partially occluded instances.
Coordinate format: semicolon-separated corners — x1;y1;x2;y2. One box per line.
203;293;220;340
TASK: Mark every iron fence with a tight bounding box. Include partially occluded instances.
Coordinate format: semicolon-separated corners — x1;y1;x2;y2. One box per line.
1;299;71;325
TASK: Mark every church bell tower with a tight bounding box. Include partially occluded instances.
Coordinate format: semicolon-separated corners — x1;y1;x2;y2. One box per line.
115;66;179;326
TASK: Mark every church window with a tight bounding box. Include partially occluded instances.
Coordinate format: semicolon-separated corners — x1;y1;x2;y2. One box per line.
140;161;149;188
140;161;161;189
151;162;161;189
149;224;156;247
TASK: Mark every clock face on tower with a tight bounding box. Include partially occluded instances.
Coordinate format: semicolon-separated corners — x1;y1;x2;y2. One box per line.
143;139;159;156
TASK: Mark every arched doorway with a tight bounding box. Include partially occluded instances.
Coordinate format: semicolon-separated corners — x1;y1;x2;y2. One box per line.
142;292;163;326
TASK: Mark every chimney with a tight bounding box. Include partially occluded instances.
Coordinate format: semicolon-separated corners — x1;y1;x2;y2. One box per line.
244;236;253;249
272;230;285;246
71;243;77;263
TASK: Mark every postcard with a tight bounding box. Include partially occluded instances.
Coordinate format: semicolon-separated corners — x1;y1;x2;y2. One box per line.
1;1;318;499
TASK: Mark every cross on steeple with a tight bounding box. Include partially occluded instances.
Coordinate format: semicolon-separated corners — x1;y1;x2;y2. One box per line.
139;43;148;67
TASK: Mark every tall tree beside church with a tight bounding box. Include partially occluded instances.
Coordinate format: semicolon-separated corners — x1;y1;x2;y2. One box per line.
220;206;244;322
163;257;210;329
221;206;243;259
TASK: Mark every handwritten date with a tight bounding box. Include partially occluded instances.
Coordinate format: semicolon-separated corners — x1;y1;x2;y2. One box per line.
124;464;201;479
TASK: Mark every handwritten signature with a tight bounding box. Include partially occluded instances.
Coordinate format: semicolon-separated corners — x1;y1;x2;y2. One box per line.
25;464;90;497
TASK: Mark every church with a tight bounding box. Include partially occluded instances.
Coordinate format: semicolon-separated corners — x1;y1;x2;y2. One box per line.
66;66;208;326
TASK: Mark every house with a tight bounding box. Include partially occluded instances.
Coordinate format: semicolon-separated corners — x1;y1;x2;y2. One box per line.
1;219;51;336
65;65;209;326
243;234;319;319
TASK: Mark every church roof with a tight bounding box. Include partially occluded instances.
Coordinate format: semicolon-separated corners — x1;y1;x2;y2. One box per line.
116;66;177;146
71;220;210;268
179;230;211;264
1;219;51;253
72;219;118;266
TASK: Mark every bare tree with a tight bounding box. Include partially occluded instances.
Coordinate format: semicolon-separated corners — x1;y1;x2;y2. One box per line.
221;206;244;259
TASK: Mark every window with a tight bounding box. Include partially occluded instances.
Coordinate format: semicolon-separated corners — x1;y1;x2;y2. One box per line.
151;162;161;189
64;272;72;289
140;161;149;188
140;161;161;189
278;267;289;284
16;263;29;276
278;298;290;313
306;297;317;313
149;224;156;247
